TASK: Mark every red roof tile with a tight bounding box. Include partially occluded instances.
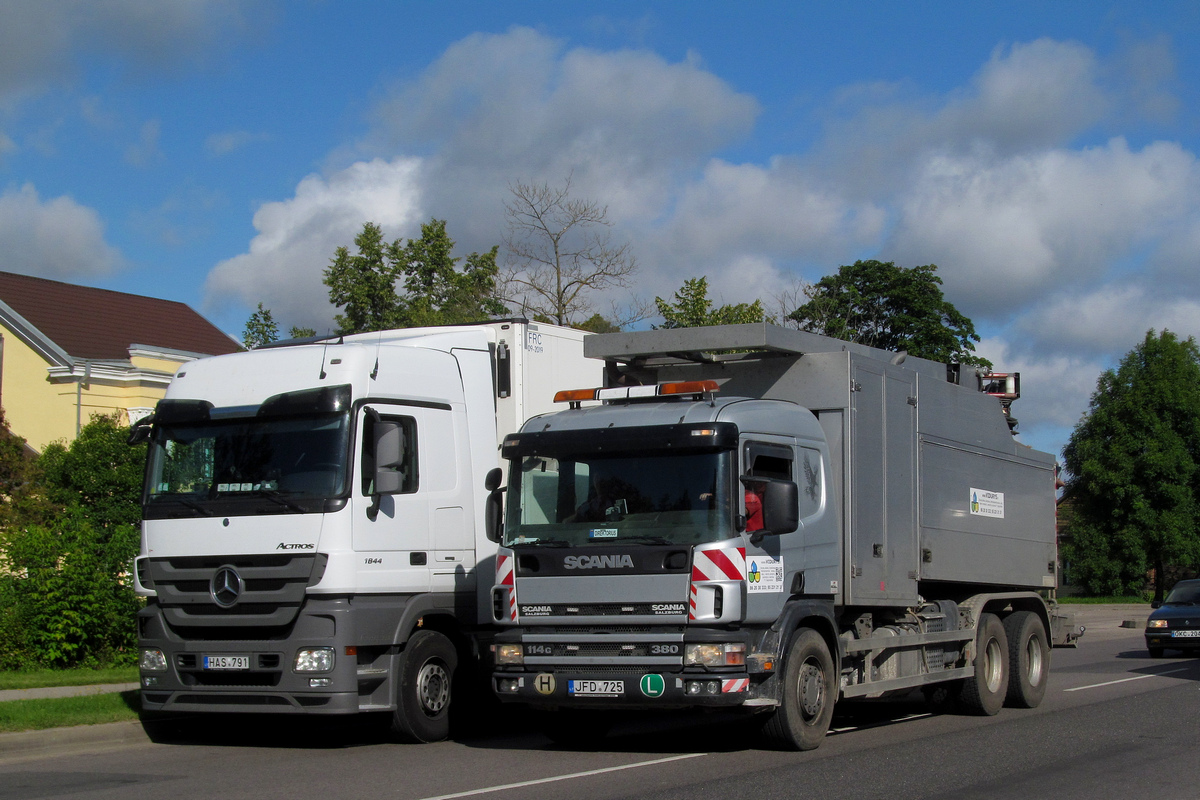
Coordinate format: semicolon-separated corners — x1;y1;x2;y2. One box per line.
0;271;240;361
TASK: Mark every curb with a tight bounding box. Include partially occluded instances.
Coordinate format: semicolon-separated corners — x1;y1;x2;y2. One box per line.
0;720;149;757
0;683;140;703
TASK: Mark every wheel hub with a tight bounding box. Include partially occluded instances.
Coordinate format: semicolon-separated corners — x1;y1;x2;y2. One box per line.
416;662;450;716
798;659;825;719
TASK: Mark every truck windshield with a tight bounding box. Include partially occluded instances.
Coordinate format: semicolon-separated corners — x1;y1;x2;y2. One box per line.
144;412;351;515
503;451;733;547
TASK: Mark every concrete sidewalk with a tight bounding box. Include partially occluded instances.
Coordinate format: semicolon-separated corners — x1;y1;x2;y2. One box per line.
0;682;139;703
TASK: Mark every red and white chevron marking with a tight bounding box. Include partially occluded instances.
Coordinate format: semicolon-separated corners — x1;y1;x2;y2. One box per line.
689;546;746;620
496;552;517;621
721;678;749;693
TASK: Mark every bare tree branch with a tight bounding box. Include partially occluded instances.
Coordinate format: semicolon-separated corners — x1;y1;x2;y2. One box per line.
500;176;641;327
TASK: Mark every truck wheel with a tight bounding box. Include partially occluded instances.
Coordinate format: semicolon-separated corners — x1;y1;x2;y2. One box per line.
761;629;836;751
958;612;1008;716
391;630;458;743
1003;610;1049;708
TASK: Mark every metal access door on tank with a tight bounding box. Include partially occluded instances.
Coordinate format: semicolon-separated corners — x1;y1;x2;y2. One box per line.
849;358;917;603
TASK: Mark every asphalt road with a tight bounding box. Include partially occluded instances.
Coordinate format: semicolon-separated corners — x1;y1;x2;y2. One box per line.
1;608;1196;800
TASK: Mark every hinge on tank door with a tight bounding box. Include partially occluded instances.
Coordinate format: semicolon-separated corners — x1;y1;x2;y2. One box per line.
851;564;862;577
850;380;861;392
907;396;917;406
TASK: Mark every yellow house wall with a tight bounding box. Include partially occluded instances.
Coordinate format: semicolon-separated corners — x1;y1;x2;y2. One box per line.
1;330;181;453
1;330;77;452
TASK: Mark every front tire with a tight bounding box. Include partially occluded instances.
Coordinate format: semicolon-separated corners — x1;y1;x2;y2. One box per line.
1003;610;1050;708
761;628;836;751
958;612;1008;716
391;630;458;743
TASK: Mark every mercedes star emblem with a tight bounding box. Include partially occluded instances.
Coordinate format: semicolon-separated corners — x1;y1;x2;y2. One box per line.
210;566;244;607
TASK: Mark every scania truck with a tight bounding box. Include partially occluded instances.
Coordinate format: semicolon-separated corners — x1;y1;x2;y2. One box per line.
488;323;1080;749
131;320;599;741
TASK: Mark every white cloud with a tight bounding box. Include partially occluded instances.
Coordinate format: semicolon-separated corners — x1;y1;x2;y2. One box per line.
890;138;1199;315
124;119;163;167
204;158;425;330
1011;285;1200;359
0;184;121;278
0;0;259;103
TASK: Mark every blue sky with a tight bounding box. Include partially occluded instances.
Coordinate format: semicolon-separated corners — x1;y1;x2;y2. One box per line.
3;1;1200;459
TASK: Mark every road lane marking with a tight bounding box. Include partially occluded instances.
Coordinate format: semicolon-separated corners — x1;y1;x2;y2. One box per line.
1065;668;1190;692
830;712;932;734
415;753;708;800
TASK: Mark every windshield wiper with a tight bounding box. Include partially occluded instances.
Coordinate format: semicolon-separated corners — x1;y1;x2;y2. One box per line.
254;489;307;513
616;535;674;545
170;497;213;516
512;538;571;548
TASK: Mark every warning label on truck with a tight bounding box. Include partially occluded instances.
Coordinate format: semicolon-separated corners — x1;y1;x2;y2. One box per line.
747;555;784;593
970;488;1005;518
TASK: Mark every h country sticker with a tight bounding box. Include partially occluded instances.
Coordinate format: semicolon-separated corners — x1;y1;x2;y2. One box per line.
639;674;665;698
534;673;556;696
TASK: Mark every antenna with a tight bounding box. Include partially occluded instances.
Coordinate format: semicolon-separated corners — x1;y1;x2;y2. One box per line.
319;341;329;380
371;329;382;380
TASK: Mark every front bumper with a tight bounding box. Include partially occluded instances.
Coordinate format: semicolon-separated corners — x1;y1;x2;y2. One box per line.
493;668;755;709
1145;631;1200;651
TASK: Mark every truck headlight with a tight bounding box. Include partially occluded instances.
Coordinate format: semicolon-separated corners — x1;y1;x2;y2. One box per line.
1147;619;1169;629
294;647;335;672
493;644;524;665
685;642;746;667
139;648;168;672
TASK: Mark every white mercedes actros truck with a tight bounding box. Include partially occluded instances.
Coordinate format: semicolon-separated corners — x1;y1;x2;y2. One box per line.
131;320;599;741
488;323;1081;749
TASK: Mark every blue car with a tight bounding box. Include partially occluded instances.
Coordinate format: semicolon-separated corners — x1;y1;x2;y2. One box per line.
1145;578;1200;658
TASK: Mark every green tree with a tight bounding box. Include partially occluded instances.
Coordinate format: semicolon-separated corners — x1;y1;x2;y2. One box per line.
289;325;317;339
575;313;621;333
242;302;279;349
394;219;507;327
790;260;990;367
324;220;506;335
38;415;146;532
323;222;404;334
1061;330;1200;599
655;276;765;329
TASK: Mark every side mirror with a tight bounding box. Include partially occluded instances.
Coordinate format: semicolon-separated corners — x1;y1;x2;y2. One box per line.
760;480;800;535
127;420;153;445
373;420;407;495
1151;600;1162;609
485;467;503;492
484;468;505;543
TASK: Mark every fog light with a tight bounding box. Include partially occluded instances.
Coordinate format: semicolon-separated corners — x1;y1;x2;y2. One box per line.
497;678;521;693
309;677;332;688
142;676;159;687
294;647;334;672
493;643;524;665
707;680;720;694
140;648;167;672
686;681;702;695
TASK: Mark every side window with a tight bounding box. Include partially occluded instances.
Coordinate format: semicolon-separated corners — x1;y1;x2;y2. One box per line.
742;442;793;533
798;446;823;519
744;442;793;481
361;413;419;495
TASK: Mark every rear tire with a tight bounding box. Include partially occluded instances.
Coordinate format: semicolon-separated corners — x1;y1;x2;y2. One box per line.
391;630;458;743
958;613;1008;716
1003;610;1050;708
761;628;836;751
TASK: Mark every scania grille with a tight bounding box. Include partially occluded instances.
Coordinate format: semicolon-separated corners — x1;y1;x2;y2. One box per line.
519;603;687;618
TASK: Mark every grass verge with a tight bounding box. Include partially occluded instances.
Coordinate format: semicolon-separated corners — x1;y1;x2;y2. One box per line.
0;690;140;733
0;667;138;691
1057;596;1151;604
